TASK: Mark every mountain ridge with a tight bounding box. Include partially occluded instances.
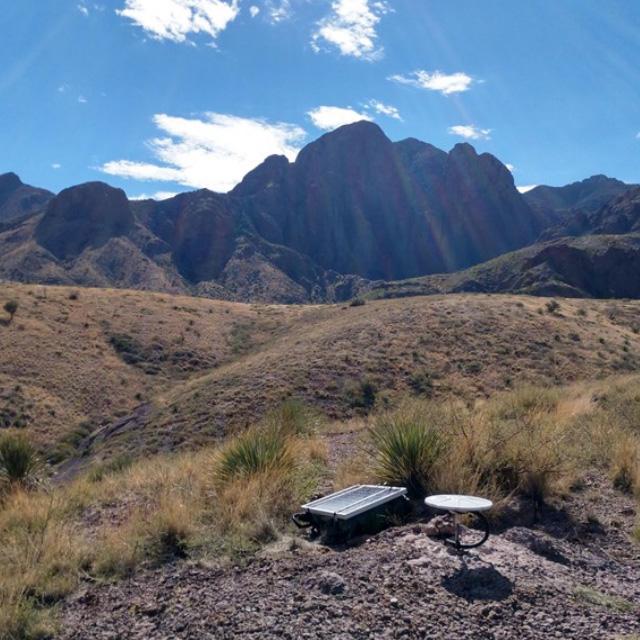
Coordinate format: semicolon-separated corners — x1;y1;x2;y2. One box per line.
1;122;638;302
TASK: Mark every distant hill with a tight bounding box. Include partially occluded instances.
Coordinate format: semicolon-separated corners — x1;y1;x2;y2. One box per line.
367;187;640;300
3;282;639;461
524;174;637;219
0;171;53;223
540;185;640;240
0;122;547;302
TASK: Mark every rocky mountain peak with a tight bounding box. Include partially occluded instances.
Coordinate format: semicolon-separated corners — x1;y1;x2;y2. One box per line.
0;172;23;193
35;181;134;260
231;154;290;197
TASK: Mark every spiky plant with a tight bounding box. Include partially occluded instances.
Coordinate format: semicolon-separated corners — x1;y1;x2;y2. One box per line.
214;426;293;485
0;433;41;489
370;413;445;497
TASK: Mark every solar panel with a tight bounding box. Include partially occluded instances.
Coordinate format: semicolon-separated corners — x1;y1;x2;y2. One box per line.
301;485;407;520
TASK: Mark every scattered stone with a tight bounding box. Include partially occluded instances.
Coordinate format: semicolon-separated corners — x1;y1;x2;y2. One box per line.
423;515;455;537
317;571;346;595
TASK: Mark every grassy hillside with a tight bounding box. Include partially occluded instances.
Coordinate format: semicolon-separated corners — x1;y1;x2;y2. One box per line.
0;283;317;456
2;282;640;465
2;377;639;639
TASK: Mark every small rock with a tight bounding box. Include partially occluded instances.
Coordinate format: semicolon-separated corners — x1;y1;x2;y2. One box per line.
317;571;346;595
423;515;455;538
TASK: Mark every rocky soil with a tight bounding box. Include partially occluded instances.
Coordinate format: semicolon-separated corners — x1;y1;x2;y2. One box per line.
60;476;639;639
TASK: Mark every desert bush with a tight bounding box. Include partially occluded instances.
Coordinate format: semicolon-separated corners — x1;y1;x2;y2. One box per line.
349;298;366;307
369;402;447;497
545;299;560;314
610;435;640;494
264;399;320;437
214;426;294;485
0;491;90;639
3;300;18;324
345;378;377;412
0;433;40;490
86;454;134;483
468;388;569;504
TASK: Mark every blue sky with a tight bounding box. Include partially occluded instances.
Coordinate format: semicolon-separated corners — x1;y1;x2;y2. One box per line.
1;0;639;198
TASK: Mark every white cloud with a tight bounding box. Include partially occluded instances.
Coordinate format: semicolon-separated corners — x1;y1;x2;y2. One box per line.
636;131;640;139
505;163;515;172
129;191;179;200
249;5;260;17
51;163;62;170
366;99;401;120
448;125;491;141
100;112;307;192
116;0;240;43
307;105;372;131
266;0;291;23
78;95;88;104
389;70;474;95
57;84;68;93
517;185;538;194
78;3;89;16
311;0;390;61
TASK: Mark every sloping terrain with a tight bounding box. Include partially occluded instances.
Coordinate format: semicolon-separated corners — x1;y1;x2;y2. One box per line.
369;189;640;300
4;282;640;464
0;172;52;223
0;122;549;302
58;476;640;640
0;282;316;452
370;233;640;300
524;174;636;222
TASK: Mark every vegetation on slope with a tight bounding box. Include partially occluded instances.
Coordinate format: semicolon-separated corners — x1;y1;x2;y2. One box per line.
1;380;640;638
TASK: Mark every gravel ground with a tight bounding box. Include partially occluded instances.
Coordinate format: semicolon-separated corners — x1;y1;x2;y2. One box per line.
60;477;639;640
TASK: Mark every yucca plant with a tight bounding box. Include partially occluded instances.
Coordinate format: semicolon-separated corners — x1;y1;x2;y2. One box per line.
0;433;41;489
370;413;446;497
214;426;293;485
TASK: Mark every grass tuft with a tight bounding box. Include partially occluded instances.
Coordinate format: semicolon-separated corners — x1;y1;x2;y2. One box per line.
0;433;41;490
369;402;447;497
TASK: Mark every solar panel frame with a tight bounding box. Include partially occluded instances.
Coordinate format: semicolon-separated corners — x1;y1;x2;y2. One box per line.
301;485;407;520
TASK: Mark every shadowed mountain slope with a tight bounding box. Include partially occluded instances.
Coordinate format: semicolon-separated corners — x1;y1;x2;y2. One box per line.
524;174;637;220
369;188;640;300
0;171;53;223
0;123;548;301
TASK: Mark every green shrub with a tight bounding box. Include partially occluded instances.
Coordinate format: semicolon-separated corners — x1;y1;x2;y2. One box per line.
215;426;293;485
408;371;434;396
3;300;18;324
370;408;446;497
545;300;560;314
0;433;40;489
345;378;377;412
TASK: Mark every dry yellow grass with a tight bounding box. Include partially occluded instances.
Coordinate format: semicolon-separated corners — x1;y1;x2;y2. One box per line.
1;375;640;638
335;377;640;507
90;292;640;460
0;411;327;639
3;283;640;464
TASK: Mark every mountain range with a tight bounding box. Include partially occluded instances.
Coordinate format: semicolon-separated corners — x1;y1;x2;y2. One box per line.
1;121;638;302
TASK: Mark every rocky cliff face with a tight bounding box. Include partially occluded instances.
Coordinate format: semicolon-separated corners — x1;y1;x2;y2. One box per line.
0;123;625;302
35;182;134;260
232;121;545;280
0;172;53;223
539;186;640;240
525;175;637;225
